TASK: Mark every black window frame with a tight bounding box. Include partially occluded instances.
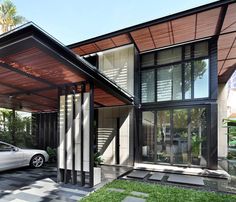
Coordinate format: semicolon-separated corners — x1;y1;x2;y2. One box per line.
140;40;210;104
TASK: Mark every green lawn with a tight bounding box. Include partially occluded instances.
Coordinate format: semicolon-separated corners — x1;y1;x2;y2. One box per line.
81;180;236;202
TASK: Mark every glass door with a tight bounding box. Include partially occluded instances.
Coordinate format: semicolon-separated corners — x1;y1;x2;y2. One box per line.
172;109;189;165
156;110;171;164
142;107;208;167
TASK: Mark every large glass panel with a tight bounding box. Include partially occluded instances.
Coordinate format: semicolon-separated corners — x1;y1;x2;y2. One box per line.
184;62;192;99
194;41;208;58
141;53;155;67
157;67;172;101
157;47;182;65
172;65;182;100
173;109;188;165
142;112;155;162
157;65;182;102
194;59;209;98
141;70;155;103
190;108;207;166
156;111;171;163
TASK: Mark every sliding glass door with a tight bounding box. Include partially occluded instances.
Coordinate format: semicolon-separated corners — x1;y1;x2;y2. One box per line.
142;107;207;167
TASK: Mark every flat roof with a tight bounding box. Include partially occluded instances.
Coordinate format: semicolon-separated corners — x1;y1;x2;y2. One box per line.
0;23;133;112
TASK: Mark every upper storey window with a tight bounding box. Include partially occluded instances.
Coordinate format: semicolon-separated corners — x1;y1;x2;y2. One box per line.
141;41;209;103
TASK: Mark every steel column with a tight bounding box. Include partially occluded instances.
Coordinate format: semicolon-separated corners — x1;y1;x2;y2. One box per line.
89;82;94;187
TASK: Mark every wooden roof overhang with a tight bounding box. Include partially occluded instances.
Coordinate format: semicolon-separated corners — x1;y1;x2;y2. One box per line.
0;23;133;112
68;0;236;83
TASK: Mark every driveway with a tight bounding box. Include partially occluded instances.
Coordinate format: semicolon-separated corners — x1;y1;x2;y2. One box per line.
0;165;93;202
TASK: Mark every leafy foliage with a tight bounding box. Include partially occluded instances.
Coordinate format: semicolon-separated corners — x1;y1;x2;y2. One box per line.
46;146;57;163
94;152;103;167
0;109;34;148
0;0;26;33
223;118;236;160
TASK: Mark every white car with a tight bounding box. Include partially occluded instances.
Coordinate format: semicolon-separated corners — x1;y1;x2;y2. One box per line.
0;141;49;172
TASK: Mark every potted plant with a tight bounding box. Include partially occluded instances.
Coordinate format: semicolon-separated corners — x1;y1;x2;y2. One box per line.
191;135;202;165
93;152;103;185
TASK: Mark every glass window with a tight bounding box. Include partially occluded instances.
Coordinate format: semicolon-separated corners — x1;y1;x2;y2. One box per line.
184;62;192;99
172;65;182;100
157;65;182;102
194;59;209;98
141;53;155;67
141;70;155;103
142;107;208;167
157;67;172;101
142;111;155;162
156;110;171;163
0;143;12;152
157;47;182;65
191;108;207;166
194;41;208;58
173;109;188;165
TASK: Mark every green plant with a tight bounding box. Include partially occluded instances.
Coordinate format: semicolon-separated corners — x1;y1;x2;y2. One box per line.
94;152;103;167
223;118;236;160
191;135;202;158
0;109;34;147
46;146;57;163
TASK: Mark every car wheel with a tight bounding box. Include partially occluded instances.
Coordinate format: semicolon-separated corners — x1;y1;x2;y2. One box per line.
30;154;45;168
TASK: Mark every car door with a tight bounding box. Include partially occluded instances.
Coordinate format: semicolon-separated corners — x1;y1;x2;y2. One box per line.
0;142;23;171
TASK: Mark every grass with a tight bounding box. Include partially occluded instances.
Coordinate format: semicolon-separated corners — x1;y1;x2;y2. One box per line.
81;180;236;202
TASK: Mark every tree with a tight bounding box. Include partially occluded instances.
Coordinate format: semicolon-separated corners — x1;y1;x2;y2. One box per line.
0;109;34;147
0;0;26;33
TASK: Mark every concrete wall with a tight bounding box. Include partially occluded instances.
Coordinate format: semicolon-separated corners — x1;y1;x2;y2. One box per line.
98;45;134;95
58;93;90;172
217;84;228;158
97;106;133;166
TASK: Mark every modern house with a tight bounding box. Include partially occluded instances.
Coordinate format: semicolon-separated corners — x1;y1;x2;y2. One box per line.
0;0;235;187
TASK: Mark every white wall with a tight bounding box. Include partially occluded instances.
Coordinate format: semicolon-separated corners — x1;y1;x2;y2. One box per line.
58;93;90;172
97;106;133;166
217;84;228;158
98;45;134;95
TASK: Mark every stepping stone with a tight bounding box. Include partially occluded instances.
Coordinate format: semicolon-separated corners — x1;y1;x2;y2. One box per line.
167;174;204;186
130;191;149;197
127;170;149;179
122;196;146;202
149;173;165;181
107;188;125;193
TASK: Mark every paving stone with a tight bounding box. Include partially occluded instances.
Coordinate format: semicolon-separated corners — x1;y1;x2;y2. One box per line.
70;195;83;201
60;187;89;195
130;191;149;197
13;192;43;202
107;188;125;193
122;196;146;202
127;170;149;179
167;174;204;186
149;173;165;181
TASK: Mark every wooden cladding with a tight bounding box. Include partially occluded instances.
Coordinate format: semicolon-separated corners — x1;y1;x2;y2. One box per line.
72;34;131;56
131;7;221;52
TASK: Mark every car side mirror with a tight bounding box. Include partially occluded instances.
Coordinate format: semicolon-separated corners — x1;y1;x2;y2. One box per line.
12;147;19;152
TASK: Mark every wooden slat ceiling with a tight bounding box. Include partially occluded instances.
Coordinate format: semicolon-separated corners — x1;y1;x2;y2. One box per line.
0;35;129;112
70;2;236;82
218;3;236;82
72;34;131;55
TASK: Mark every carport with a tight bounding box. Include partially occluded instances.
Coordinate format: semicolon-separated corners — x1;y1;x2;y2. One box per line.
0;22;133;187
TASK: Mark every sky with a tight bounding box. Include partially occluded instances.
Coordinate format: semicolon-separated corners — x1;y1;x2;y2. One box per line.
11;0;217;46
